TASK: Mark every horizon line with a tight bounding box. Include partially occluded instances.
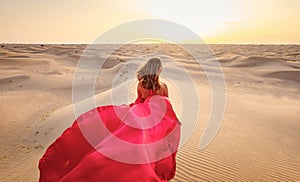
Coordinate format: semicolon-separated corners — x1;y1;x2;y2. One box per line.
1;42;300;45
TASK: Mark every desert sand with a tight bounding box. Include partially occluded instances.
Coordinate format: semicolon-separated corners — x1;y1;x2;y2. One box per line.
0;44;299;181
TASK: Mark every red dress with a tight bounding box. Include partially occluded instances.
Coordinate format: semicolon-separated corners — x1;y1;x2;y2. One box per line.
38;91;181;182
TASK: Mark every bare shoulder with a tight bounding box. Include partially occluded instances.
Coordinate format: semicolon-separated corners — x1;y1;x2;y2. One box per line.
159;82;168;88
158;82;168;97
138;80;142;86
138;80;144;90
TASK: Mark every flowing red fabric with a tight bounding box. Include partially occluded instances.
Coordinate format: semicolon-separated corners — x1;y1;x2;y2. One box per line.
39;93;180;182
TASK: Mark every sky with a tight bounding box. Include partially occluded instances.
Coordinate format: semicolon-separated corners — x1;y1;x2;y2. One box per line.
0;0;299;44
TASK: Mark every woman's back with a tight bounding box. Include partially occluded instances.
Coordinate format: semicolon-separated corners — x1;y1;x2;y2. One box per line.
137;81;168;103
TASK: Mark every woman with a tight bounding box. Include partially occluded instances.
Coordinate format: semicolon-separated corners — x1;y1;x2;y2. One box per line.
39;58;180;182
134;57;168;104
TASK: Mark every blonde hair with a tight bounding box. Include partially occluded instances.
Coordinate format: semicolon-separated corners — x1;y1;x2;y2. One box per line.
136;57;162;90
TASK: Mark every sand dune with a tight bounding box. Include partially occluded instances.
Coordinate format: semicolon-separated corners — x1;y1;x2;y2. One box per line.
0;74;30;83
230;56;287;67
0;44;299;181
264;70;300;83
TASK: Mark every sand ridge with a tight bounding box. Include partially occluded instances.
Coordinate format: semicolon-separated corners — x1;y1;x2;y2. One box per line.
0;44;299;181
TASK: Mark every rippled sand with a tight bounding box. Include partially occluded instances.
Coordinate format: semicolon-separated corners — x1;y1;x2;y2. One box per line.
0;44;299;181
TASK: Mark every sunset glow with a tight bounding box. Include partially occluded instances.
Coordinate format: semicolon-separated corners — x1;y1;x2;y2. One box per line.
0;0;299;44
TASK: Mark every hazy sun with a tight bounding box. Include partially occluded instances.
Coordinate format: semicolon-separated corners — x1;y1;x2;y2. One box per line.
138;0;242;38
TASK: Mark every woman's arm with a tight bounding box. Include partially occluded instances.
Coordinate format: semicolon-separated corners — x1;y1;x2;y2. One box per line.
137;81;142;98
161;83;168;97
